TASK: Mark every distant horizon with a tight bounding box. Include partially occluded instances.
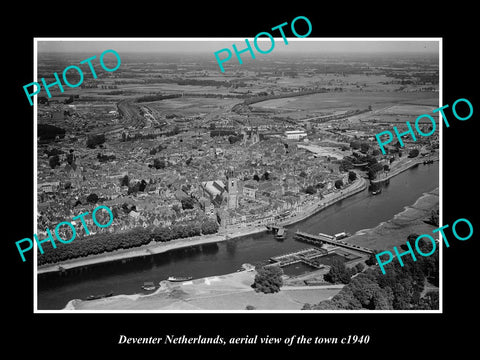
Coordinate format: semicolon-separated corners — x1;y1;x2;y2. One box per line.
37;38;440;56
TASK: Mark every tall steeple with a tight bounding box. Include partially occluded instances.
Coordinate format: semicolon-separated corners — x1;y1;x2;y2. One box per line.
225;167;238;209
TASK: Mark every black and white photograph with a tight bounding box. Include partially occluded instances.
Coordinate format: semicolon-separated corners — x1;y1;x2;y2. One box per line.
33;38;441;312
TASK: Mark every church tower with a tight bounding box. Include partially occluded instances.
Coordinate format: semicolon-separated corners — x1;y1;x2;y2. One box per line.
225;168;239;209
251;127;260;145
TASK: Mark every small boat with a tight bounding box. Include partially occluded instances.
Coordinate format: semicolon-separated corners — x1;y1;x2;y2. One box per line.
423;159;434;165
85;292;113;301
371;188;382;195
334;231;351;240
168;276;193;282
275;227;286;240
141;281;156;290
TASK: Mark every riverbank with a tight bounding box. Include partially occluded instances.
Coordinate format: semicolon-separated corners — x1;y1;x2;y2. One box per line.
371;155;438;184
37;225;264;274
38;177;367;275
280;176;367;226
344;187;439;250
66;269;344;311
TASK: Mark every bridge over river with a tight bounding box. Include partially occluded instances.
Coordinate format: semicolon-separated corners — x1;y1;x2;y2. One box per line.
294;231;375;255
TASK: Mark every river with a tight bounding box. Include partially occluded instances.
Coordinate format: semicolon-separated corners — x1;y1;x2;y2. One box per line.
37;161;439;310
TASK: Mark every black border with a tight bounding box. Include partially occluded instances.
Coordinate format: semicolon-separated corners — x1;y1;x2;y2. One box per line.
6;4;478;355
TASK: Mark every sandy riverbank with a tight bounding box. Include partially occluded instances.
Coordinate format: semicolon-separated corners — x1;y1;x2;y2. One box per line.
38;177;366;275
66;269;344;311
344;187;439;250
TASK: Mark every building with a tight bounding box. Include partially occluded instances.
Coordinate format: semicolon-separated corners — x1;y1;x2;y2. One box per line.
38;181;60;194
243;127;260;145
285;130;307;140
226;169;239;210
243;183;257;199
201;180;226;201
199;197;216;218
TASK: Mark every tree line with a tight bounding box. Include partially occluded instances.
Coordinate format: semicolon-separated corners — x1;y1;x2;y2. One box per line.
37;219;220;266
38;124;66;142
303;234;439;310
242;88;328;106
135;93;182;103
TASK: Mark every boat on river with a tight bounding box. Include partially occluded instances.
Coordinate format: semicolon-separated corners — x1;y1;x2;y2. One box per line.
167;276;193;282
275;227;286;240
334;231;351;240
85;291;114;301
141;281;156;290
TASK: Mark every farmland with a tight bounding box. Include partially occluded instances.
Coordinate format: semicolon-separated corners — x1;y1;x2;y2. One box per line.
145;96;241;115
36;47;439;136
248;90;439;126
251;91;438;112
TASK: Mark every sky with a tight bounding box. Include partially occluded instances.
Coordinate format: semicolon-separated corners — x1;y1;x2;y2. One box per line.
37;38;440;55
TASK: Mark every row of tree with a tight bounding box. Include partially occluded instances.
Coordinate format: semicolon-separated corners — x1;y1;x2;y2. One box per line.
150;219;218;242
243;88;328;106
135;93;182;103
210;129;237;137
38;219;220;266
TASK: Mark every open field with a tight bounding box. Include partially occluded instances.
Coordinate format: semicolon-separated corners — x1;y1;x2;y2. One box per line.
376;104;438;115
118;83;232;94
146;96;240;114
274;74;402;90
251;91;438;112
364;103;440;125
248;91;439;124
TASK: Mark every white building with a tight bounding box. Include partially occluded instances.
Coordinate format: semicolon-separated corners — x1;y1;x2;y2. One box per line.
285;130;307;140
243;184;257;199
38;181;60;193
